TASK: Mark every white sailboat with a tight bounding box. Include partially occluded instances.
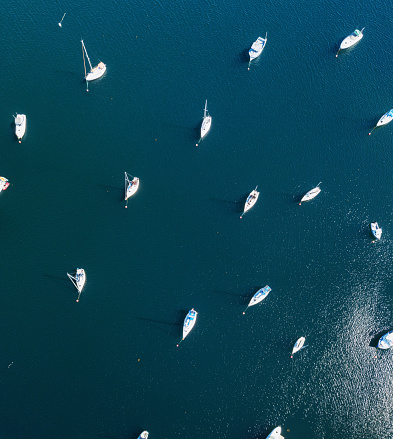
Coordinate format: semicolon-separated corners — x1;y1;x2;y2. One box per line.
291;336;306;358
248;32;267;70
243;285;271;314
137;431;149;439
124;172;139;207
67;268;86;302
369;109;393;135
370;222;382;241
177;308;197;347
266;426;284;439
240;186;259;218
0;177;10;193
81;40;106;83
378;330;393;349
299;182;321;205
336;28;364;57
196;100;212;146
14;114;26;143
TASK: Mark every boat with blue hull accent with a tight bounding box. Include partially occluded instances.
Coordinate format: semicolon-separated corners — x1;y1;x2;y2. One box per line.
177;308;198;346
369;109;393;135
378;331;393;349
266;426;284;439
243;285;271;314
370;222;382;241
248;32;267;70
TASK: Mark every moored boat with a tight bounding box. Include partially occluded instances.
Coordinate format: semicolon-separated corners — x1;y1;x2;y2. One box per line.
177;308;198;346
299;182;321;205
137;431;149;439
369;109;393;135
378;330;393;349
125;172;139;207
336;28;364;57
243;285;271;314
81;40;106;84
370;222;382;241
240;186;259;218
14;114;26;143
266;426;284;439
196;100;212;146
67;268;86;302
291;336;306;358
248;32;267;69
0;177;10;192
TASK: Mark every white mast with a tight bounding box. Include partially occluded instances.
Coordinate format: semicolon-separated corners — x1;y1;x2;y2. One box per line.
81;40;93;71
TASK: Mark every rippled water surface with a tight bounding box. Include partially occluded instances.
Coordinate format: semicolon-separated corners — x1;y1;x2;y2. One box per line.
1;0;393;438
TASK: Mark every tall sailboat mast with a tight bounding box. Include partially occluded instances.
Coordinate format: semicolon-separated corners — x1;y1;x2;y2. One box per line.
81;40;93;71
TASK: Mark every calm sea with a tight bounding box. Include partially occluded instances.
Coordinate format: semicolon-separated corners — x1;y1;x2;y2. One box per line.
1;0;393;438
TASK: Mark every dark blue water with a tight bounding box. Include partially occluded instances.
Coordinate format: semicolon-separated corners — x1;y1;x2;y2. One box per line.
1;0;393;438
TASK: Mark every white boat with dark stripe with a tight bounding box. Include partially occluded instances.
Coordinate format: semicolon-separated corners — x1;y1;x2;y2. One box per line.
248;32;267;69
67;268;86;302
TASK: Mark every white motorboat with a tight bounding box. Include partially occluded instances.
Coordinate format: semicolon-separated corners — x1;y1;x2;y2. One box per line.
81;40;106;82
299;182;321;205
240;186;259;218
125;172;139;207
369;109;393;135
370;222;382;241
291;336;306;358
177;308;197;346
266;426;284;439
248;32;267;69
137;431;149;439
243;285;271;314
336;28;364;57
0;177;10;193
14;114;26;143
196;100;212;146
67;268;86;302
378;330;393;349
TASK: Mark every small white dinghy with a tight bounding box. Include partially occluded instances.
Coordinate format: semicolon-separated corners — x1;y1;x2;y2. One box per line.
177;308;198;347
266;426;284;439
299;182;321;205
67;268;86;302
336;28;364;57
0;177;10;193
248;32;267;70
196;100;212;146
369;109;393;135
291;336;306;358
81;40;106;87
14;114;26;143
240;186;259;218
125;172;139;207
137;431;149;439
378;330;393;349
370;222;382;241
243;285;271;314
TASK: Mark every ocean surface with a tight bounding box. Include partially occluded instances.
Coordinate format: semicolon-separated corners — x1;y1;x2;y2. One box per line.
1;0;393;438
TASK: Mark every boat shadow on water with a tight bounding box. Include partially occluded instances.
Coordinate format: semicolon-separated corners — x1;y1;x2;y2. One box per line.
139;310;187;338
43;274;74;290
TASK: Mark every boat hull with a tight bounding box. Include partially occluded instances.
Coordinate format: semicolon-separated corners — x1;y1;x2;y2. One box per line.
378;331;393;349
14;114;26;140
75;268;86;293
86;62;106;81
340;29;363;50
249;285;271;306
0;177;10;192
376;110;393;127
137;431;149;439
243;189;260;214
266;426;283;439
370;222;382;240
182;308;197;339
292;336;305;354
249;35;267;62
201;116;212;138
125;177;140;200
300;186;321;203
